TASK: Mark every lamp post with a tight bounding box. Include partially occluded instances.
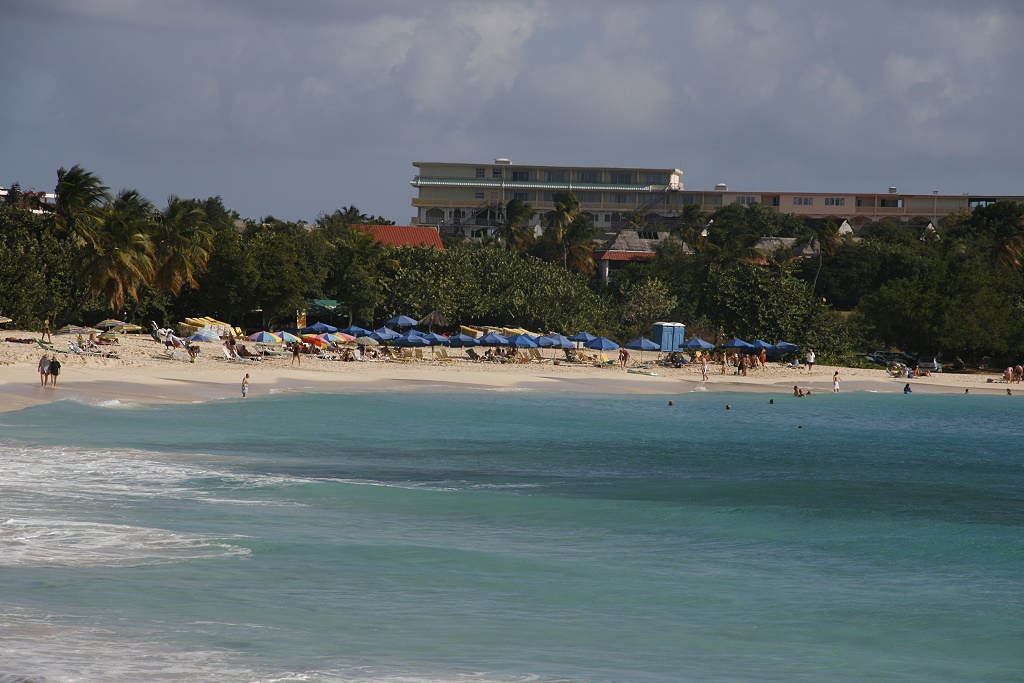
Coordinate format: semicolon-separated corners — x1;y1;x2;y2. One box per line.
933;190;938;229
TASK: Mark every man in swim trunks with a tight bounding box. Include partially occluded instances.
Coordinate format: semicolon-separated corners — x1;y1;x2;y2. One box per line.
242;373;249;398
48;355;61;387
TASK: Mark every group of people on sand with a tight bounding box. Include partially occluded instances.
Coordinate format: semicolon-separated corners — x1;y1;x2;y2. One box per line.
36;353;61;387
1003;365;1024;383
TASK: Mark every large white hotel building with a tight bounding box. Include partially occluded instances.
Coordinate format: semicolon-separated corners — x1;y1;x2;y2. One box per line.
410;159;1022;239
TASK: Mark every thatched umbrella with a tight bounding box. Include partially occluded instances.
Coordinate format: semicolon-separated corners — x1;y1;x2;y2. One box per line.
418;311;450;332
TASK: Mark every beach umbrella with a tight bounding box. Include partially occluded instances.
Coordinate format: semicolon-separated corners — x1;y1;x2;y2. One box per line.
55;324;99;335
584;336;620;352
0;315;13;324
683;337;714;349
339;325;371;337
386;314;418;328
301;321;338;334
537;333;574;349
302;334;329;348
768;340;799;357
568;331;597;344
418;311;450;330
373;326;400;341
750;339;773;350
447;333;480;348
624;337;659;363
94;318;126;330
478;331;509;346
274;330;300;343
318;332;353;346
247;331;280;343
721;338;754;349
113;323;145;333
394;332;429;347
506;333;538;348
354;336;379;346
420;332;449;345
184;328;220;342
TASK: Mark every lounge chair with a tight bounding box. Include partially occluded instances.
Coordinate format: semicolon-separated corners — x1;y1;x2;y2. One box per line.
466;348;483;362
529;348;551;363
386;347;411;362
435;348;454;362
595;352;615;366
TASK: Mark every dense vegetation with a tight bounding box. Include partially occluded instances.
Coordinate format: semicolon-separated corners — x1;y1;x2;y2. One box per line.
2;167;1023;366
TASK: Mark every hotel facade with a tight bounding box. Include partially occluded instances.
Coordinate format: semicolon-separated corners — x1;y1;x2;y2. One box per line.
409;160;1024;238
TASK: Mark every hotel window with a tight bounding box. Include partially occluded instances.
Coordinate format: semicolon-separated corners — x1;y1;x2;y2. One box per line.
679;194;699;205
736;196;757;205
475;168;485;178
475;191;484;199
492;168;502;178
793;197;814;206
543;192;557;202
578;170;598;183
612;193;633;204
545;170;566;182
824;197;846;206
610;172;632;184
644;173;667;184
512;171;529;181
578;191;599;203
512;192;530;201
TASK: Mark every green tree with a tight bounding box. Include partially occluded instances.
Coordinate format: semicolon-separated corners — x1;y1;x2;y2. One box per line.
542;191;580;268
496;198;536;254
79;189;157;312
152;196;214;296
619;277;678;339
53;165;111;248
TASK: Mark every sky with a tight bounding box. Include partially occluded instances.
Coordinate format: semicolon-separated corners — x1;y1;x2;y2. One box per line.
3;0;1023;224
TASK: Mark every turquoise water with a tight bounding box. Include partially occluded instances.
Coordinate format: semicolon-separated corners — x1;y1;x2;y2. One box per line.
1;388;1022;682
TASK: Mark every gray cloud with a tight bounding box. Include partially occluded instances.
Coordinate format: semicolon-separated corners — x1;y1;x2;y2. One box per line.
3;1;1022;222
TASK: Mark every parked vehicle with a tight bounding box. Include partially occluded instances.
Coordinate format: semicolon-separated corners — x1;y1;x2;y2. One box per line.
917;356;942;373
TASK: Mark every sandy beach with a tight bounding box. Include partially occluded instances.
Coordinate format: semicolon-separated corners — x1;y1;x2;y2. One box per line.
0;331;1015;412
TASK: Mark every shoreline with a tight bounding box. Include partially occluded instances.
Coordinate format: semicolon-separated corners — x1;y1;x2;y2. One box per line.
1;330;1015;412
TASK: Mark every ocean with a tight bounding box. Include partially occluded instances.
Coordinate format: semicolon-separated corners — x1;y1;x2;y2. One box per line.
1;387;1021;682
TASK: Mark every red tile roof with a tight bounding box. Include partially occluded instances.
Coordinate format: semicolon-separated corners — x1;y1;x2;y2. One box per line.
357;225;445;250
594;250;656;262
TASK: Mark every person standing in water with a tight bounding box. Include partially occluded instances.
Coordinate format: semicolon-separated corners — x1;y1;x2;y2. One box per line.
833;371;841;393
37;354;50;386
241;373;249;398
48;355;61;387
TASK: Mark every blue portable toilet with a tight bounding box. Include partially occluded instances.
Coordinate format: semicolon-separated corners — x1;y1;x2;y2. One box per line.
652;322;687;352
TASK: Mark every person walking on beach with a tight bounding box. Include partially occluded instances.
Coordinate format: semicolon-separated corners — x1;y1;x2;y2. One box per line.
806;348;815;372
618;348;629;369
41;317;51;343
291;341;301;367
37;354;50;386
241;373;249;398
48;355;61;387
833;371;841;393
701;357;709;381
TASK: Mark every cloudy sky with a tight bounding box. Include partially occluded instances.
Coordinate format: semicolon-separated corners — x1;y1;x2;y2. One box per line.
3;1;1022;224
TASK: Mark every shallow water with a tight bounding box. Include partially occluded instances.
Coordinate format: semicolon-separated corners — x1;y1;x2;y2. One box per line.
1;389;1022;682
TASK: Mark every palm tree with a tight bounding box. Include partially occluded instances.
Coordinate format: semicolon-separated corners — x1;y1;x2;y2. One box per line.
810;218;841;294
152;196;215;296
79;189;156;312
496;198;536;253
54;165;111;248
542;192;580;268
563;215;598;277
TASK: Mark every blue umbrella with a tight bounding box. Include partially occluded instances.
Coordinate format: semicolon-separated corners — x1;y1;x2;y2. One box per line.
584;336;620;351
537;333;574;349
683;337;714;349
421;332;449;345
184;328;219;343
478;331;509;346
447;333;480;347
386;314;418;327
750;339;773;350
625;337;659;351
301;321;338;334
568;331;597;343
506;333;538;348
721;338;754;349
394;332;429;347
624;336;659;363
768;341;799;357
339;325;371;337
372;326;400;341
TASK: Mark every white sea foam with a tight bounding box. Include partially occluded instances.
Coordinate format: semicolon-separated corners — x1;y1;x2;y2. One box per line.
0;517;250;567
